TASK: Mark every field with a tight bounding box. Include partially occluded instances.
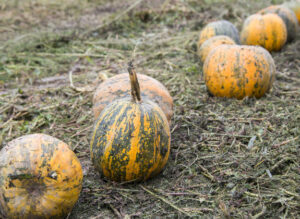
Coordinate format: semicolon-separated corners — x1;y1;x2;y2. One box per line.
0;0;299;218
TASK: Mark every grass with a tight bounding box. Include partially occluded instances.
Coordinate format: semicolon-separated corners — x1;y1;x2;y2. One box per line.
0;0;299;218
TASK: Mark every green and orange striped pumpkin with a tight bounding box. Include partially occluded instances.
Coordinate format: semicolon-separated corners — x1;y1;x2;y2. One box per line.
0;134;83;219
198;20;240;46
241;13;287;51
93;73;173;125
90;62;171;182
258;5;298;42
203;45;276;99
197;35;236;63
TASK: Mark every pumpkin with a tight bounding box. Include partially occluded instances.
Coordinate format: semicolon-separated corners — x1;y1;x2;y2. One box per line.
258;5;298;42
240;13;287;51
283;1;300;24
93;73;173;125
203;45;276;99
0;134;83;219
197;35;236;63
198;20;240;46
90;62;171;182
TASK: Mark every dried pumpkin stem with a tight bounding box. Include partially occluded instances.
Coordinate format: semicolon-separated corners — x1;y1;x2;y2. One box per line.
128;60;141;102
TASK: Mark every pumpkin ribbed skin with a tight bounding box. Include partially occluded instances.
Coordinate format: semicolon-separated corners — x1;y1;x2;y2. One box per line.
198;20;240;46
284;1;300;24
197;35;236;63
90;98;170;182
93;73;173;125
203;45;276;99
0;134;83;219
241;14;287;51
258;5;298;42
91;62;171;182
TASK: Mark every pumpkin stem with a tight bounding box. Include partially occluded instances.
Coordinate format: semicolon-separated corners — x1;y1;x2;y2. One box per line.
128;60;141;102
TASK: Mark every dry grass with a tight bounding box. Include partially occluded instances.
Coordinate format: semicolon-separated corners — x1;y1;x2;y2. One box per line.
0;0;299;218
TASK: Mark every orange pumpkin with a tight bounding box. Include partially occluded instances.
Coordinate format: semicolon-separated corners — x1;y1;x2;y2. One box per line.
90;62;171;182
283;1;300;24
197;35;236;63
93;73;173;125
241;13;287;51
0;134;83;219
258;5;298;42
198;20;240;46
203;45;276;99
